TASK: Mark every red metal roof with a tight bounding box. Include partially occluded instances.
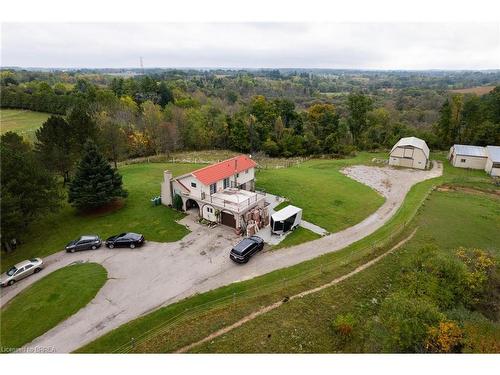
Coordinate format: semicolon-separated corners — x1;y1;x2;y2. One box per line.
191;155;257;185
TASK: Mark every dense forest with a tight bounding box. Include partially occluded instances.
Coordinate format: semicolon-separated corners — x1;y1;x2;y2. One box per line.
1;68;499;162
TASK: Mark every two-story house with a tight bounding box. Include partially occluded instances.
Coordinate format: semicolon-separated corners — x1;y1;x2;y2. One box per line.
161;155;268;229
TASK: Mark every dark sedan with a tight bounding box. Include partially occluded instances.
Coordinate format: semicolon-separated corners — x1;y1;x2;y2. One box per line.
65;235;102;253
105;232;145;249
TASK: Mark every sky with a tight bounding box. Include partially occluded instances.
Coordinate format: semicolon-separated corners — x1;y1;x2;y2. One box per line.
1;23;499;70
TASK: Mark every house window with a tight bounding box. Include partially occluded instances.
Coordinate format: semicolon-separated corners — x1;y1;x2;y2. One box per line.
223;178;229;189
206;207;213;213
210;183;216;194
245;169;249;174
191;182;197;188
236;173;239;178
461;159;466;163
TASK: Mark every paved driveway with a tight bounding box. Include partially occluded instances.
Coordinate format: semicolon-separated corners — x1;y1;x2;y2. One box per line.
1;162;442;353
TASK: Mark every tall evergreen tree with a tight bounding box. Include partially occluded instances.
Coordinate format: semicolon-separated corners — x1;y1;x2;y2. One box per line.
35;115;77;183
158;81;174;107
1;132;62;250
68;140;128;210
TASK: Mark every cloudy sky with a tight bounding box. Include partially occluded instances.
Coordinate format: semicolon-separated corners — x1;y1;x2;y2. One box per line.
1;23;499;69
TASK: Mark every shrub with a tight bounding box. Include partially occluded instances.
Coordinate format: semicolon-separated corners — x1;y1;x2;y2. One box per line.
425;321;463;353
374;292;444;352
173;194;183;211
462;320;500;353
400;245;469;310
455;248;496;306
332;313;356;337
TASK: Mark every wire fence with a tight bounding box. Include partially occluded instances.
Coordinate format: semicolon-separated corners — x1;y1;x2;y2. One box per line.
117;153;309;170
108;183;436;354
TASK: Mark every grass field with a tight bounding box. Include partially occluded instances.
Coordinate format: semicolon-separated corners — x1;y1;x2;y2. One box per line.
77;155;498;353
272;226;322;250
0;109;51;140
0;263;107;351
1;163;204;272
190;189;500;353
449;85;496;95
256;153;386;233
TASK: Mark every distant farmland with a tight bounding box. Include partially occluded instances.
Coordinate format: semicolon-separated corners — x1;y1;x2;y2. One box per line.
450;85;496;95
0;109;51;140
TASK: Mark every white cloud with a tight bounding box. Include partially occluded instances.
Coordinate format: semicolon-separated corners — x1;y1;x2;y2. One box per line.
1;23;499;69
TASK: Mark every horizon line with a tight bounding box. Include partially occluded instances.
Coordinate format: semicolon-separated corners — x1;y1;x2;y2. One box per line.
2;66;500;72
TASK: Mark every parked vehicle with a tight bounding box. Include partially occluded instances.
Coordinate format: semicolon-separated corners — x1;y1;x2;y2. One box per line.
229;236;264;263
65;235;102;253
271;205;302;235
105;232;145;249
0;258;44;287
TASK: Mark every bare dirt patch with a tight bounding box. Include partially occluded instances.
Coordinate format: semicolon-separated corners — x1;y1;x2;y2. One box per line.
437;184;500;198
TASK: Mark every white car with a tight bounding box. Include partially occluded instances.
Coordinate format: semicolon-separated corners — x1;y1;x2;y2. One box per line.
0;258;44;287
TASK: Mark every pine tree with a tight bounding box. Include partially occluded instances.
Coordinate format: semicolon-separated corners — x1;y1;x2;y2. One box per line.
1;132;62;249
68;139;128;210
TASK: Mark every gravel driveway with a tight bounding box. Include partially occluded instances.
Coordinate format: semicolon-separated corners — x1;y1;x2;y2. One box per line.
1;162;442;353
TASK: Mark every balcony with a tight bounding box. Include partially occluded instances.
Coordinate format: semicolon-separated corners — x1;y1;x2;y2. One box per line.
201;188;265;213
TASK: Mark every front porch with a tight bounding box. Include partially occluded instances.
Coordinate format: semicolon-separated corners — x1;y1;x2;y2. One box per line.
181;188;267;229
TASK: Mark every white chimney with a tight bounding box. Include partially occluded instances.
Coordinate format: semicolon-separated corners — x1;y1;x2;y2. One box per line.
161;170;173;206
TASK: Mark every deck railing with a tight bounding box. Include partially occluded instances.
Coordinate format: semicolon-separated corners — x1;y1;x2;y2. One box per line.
200;192;266;213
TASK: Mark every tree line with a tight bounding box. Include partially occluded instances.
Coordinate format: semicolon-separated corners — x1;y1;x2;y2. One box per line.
434;87;500;147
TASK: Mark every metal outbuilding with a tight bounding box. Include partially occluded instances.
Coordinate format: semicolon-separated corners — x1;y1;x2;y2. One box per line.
448;144;488;170
485;146;500;177
389;137;429;170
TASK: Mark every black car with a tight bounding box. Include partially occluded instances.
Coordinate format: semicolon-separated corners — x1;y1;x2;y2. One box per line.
65;235;102;253
105;232;145;249
229;236;264;263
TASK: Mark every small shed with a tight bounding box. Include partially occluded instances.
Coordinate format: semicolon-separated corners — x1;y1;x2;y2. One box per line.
271;205;302;235
485;146;500;177
389;136;429;170
448;144;487;170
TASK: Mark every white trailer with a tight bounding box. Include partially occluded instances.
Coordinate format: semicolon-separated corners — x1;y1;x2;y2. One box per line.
271;205;302;235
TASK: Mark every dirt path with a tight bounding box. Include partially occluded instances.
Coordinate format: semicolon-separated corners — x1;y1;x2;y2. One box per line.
176;228;418;353
3;163;441;353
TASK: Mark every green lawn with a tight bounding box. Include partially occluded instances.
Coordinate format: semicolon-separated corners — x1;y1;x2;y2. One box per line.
0;109;51;141
0;263;107;351
256;153;386;233
1;163;203;272
77;155;498;353
272;226;322;250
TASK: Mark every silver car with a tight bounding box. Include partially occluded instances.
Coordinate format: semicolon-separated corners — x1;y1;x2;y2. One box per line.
0;258;44;287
